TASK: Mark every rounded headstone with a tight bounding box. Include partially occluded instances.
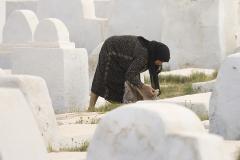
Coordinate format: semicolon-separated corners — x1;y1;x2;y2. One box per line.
37;0;106;51
34;18;70;43
87;102;205;160
0;87;48;160
0;75;60;149
2;10;39;44
210;53;240;140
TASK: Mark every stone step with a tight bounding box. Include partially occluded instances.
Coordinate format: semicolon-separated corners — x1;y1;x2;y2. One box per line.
58;124;97;149
48;152;86;160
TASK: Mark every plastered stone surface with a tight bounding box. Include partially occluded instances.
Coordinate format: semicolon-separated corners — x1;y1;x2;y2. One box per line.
87;102;206;160
0;87;48;160
210;53;240;140
0;75;60;149
11;47;89;113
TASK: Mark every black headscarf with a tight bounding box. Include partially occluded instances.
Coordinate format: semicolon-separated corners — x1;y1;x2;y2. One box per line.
137;36;170;95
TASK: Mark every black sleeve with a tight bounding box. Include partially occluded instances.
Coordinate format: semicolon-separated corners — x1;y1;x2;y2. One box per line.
125;55;147;88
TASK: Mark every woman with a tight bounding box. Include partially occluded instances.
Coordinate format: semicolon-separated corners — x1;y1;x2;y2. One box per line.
88;35;170;111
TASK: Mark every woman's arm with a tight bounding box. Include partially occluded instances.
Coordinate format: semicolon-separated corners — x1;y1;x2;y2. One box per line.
125;56;145;88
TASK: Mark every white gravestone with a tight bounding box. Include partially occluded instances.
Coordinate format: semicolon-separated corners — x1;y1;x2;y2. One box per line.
220;0;240;57
11;18;89;113
88;102;205;160
192;80;216;93
0;87;48;160
87;102;231;160
152;93;212;121
160;0;224;69
37;0;107;52
210;53;240;140
34;18;75;48
0;75;60;150
2;9;38;45
0;10;39;69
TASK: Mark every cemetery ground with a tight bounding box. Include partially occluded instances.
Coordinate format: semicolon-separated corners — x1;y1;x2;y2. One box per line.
48;68;223;160
91;68;218;113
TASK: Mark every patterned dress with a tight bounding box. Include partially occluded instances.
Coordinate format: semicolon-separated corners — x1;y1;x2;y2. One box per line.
91;35;149;103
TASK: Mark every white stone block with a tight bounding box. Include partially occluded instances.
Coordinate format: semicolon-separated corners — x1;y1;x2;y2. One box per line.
88;102;205;153
0;75;60;149
37;0;107;51
11;18;89;113
48;152;87;160
11;47;89;113
220;0;240;56
0;10;39;69
0;87;48;160
210;53;240;140
149;93;211;120
58;124;97;148
34;18;75;48
87;102;232;160
192;80;216;93
2;10;39;45
160;0;224;69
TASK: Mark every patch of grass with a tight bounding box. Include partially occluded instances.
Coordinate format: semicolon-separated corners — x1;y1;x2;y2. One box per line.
90;118;100;124
160;71;218;84
59;141;89;152
144;71;218;99
144;71;217;85
75;117;100;124
75;117;84;124
47;144;54;153
160;83;198;99
93;103;121;113
47;141;89;153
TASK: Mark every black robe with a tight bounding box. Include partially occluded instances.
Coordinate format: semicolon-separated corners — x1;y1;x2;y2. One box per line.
91;35;149;103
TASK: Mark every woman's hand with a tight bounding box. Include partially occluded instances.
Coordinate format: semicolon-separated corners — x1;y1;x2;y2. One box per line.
139;84;155;98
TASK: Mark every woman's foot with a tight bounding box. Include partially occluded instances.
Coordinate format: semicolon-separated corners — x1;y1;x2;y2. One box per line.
88;92;99;112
